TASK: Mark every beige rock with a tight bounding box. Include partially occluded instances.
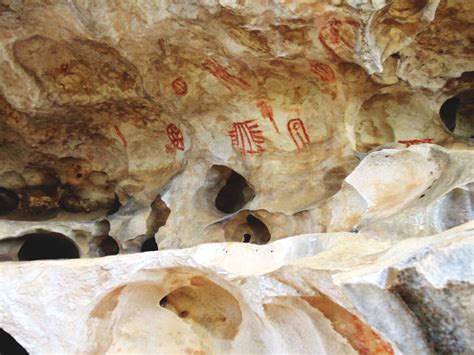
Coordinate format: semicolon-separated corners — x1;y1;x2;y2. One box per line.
0;0;472;353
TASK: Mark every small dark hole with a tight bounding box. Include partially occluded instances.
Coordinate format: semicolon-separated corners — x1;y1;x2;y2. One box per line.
99;236;119;256
141;237;158;252
76;173;83;179
420;194;426;199
242;234;251;243
159;296;168;307
178;310;189;318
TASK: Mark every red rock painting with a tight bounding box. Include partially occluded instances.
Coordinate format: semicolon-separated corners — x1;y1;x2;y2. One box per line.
287;118;310;149
398;138;433;147
202;58;249;91
171;77;188;96
114;125;128;148
319;18;360;61
165;123;185;153
256;100;280;133
310;62;338;100
229;119;265;154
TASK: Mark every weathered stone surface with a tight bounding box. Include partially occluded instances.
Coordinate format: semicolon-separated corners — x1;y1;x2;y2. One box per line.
0;0;472;353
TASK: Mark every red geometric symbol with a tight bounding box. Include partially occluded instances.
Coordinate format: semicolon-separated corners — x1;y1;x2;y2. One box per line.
398;138;433;147
202;58;250;91
165;123;185;154
287;118;310;150
114;125;128;148
319;18;360;61
310;62;337;100
256;100;280;133
229;119;265;155
171;77;188;96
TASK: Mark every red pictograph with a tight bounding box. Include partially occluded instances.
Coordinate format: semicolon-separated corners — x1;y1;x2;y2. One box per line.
398;138;433;147
229;119;265;155
318;18;360;61
165;123;185;153
310;62;338;100
256;100;279;133
171;77;188;96
114;125;128;148
287;118;310;150
202;58;250;91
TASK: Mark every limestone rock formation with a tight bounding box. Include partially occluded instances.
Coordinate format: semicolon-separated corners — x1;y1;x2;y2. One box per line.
0;0;472;354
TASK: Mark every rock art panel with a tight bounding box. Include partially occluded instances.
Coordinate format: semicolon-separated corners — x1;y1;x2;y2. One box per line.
0;0;472;353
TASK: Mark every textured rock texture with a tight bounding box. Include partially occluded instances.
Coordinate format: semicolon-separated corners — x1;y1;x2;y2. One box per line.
0;0;473;354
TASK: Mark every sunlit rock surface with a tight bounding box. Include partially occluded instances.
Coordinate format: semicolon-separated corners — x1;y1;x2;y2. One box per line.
0;0;472;354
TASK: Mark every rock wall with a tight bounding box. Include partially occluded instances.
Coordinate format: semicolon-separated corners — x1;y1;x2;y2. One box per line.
0;0;472;354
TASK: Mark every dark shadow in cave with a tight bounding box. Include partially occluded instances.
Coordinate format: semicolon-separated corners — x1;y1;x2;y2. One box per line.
439;89;474;138
141;237;158;252
245;214;271;245
439;96;460;132
18;232;80;261
99;236;119;256
215;167;255;214
0;187;19;216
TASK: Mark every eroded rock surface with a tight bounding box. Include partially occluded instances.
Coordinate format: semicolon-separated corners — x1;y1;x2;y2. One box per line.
0;0;472;354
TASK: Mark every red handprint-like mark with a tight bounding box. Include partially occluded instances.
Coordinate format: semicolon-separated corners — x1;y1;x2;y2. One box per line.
310;62;338;100
319;18;360;62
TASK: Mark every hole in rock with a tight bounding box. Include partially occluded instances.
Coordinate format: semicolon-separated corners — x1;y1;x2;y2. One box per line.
225;211;272;245
439;90;474;138
99;236;119;256
245;215;271;245
141;237;158;252
214;166;255;213
160;276;242;339
0;187;19;215
0;328;28;355
18;232;80;261
159;295;168;307
106;194;121;216
146;195;170;236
